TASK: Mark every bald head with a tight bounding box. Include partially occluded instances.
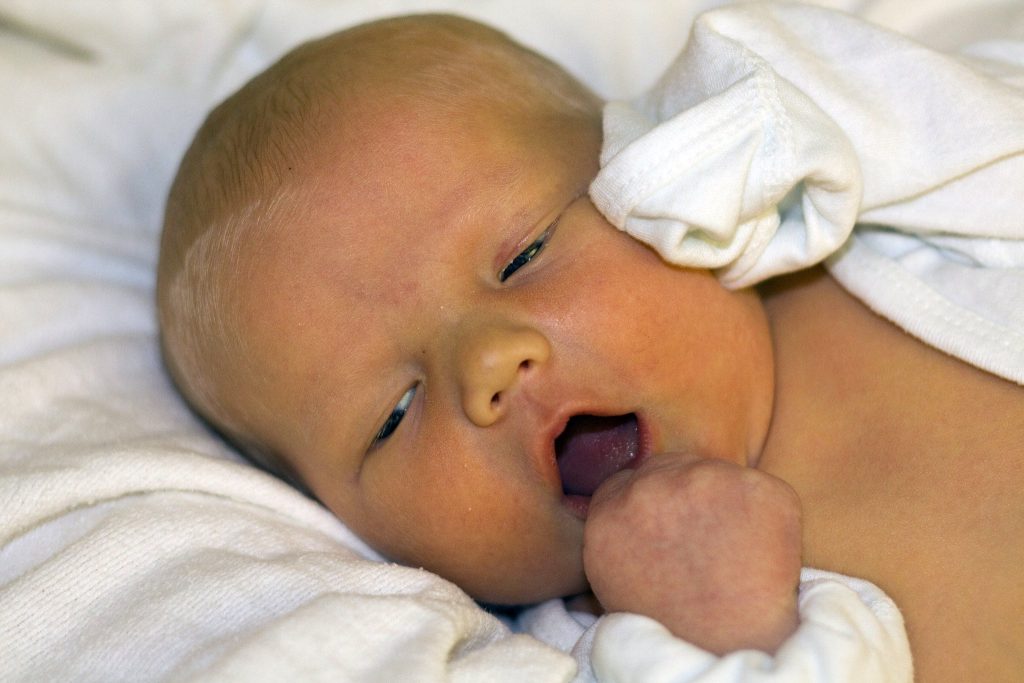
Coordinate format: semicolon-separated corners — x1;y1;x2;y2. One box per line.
156;14;601;474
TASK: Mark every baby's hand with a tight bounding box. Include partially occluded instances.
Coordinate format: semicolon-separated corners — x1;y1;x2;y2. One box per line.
582;453;802;655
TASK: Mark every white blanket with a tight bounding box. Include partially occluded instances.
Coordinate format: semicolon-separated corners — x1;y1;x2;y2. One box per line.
6;0;1008;680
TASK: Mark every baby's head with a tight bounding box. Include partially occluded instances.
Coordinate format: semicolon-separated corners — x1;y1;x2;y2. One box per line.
158;14;775;604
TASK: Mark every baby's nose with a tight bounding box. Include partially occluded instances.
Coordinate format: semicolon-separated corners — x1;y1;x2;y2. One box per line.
455;321;550;427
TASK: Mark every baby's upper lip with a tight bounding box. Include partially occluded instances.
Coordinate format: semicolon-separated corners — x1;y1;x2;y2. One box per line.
533;406;576;489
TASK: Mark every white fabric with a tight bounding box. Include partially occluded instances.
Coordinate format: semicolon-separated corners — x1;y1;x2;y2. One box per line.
590;3;1024;333
524;568;911;683
0;0;963;680
827;230;1024;384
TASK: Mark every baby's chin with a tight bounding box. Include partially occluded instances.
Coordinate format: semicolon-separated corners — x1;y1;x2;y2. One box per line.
466;568;590;607
423;541;589;607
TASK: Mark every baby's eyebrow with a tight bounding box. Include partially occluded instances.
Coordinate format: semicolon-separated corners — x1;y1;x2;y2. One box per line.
436;162;523;234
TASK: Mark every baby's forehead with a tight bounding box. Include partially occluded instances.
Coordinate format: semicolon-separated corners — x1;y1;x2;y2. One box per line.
241;142;525;326
222;14;600;329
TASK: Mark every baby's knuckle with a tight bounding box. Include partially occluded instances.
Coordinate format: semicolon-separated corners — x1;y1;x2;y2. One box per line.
679;459;742;495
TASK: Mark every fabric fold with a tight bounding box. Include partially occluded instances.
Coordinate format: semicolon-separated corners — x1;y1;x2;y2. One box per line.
590;2;1024;288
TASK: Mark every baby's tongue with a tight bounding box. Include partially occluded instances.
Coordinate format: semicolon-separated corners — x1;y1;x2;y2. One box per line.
556;414;639;497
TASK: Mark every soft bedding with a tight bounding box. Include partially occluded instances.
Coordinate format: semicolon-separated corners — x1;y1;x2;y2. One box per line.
0;1;1015;681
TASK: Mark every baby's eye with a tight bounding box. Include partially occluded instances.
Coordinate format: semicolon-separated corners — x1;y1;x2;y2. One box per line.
372;385;416;447
498;220;557;282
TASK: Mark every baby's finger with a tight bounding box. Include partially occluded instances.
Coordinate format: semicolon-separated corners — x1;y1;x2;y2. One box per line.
587;451;706;517
587;466;634;514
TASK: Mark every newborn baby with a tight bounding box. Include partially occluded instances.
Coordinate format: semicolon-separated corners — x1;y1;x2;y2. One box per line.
157;12;1024;679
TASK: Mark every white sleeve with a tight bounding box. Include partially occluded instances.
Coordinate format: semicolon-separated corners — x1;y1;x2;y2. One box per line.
520;569;912;683
589;3;1024;288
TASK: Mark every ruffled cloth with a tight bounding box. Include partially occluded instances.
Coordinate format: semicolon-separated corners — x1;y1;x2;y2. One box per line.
591;2;1024;287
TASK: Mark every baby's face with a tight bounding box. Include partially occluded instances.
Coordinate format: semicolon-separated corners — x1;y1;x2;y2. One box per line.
228;94;774;603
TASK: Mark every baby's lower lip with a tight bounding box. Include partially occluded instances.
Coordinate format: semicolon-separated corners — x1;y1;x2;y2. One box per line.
562;493;591;520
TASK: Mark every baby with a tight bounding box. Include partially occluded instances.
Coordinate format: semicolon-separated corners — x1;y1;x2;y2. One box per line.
157;12;1024;680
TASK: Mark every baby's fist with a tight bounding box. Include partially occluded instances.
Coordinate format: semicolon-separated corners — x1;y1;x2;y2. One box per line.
582;453;802;654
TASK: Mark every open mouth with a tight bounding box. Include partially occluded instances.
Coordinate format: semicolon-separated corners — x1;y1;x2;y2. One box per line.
555;413;643;515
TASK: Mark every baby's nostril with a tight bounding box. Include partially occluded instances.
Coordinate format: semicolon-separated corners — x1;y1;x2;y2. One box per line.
520;360;531;371
491;392;501;407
